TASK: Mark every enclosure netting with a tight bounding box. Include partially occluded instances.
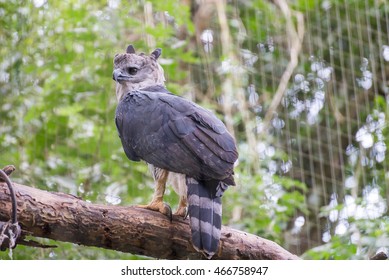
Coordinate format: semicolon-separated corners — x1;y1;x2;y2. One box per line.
190;0;389;257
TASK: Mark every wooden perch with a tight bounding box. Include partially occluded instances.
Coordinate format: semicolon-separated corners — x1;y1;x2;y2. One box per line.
0;182;299;260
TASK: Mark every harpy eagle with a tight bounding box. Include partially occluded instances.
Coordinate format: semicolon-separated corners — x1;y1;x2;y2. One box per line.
112;45;238;258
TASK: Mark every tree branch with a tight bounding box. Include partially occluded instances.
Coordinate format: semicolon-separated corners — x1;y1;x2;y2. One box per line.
263;0;305;129
0;182;299;260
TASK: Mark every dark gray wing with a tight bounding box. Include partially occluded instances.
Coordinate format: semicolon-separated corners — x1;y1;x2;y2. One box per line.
115;86;238;183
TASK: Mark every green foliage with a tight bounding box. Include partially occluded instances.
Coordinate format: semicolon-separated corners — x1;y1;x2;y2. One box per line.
303;236;359;260
0;0;193;259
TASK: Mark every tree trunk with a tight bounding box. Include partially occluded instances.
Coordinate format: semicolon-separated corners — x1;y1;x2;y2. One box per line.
0;182;299;260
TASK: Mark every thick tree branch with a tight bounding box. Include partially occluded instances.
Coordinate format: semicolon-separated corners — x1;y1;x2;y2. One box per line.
0;182;299;260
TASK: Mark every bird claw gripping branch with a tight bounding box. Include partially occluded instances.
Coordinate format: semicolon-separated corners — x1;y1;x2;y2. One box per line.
0;165;21;251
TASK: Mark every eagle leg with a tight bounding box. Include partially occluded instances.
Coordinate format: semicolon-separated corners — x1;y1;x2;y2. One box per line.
137;168;172;221
174;195;187;217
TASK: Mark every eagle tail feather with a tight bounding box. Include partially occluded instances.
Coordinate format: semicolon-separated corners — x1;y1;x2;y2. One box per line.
186;177;222;259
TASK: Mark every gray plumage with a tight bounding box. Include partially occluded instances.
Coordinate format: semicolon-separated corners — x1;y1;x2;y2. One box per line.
113;45;238;258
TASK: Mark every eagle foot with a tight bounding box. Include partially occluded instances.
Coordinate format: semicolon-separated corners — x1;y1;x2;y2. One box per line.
174;206;187;218
137;201;172;221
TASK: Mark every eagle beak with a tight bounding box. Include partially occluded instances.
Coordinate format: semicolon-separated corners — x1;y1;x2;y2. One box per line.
112;69;130;82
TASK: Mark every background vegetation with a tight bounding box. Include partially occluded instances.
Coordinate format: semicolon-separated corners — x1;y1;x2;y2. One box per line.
1;0;388;259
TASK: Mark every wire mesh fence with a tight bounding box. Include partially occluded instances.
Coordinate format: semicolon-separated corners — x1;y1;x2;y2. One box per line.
191;0;389;257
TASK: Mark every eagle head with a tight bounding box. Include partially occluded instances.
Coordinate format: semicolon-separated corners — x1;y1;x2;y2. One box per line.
112;45;165;101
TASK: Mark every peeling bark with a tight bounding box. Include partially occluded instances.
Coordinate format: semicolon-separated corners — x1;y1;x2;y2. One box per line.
0;182;299;260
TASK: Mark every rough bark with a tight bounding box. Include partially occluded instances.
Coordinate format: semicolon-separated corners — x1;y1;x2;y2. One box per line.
0;182;299;260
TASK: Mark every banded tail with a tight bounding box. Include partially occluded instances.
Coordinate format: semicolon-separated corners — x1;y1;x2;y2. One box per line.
186;177;226;259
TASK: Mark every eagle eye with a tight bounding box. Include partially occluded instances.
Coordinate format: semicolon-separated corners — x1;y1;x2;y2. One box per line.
127;67;138;75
